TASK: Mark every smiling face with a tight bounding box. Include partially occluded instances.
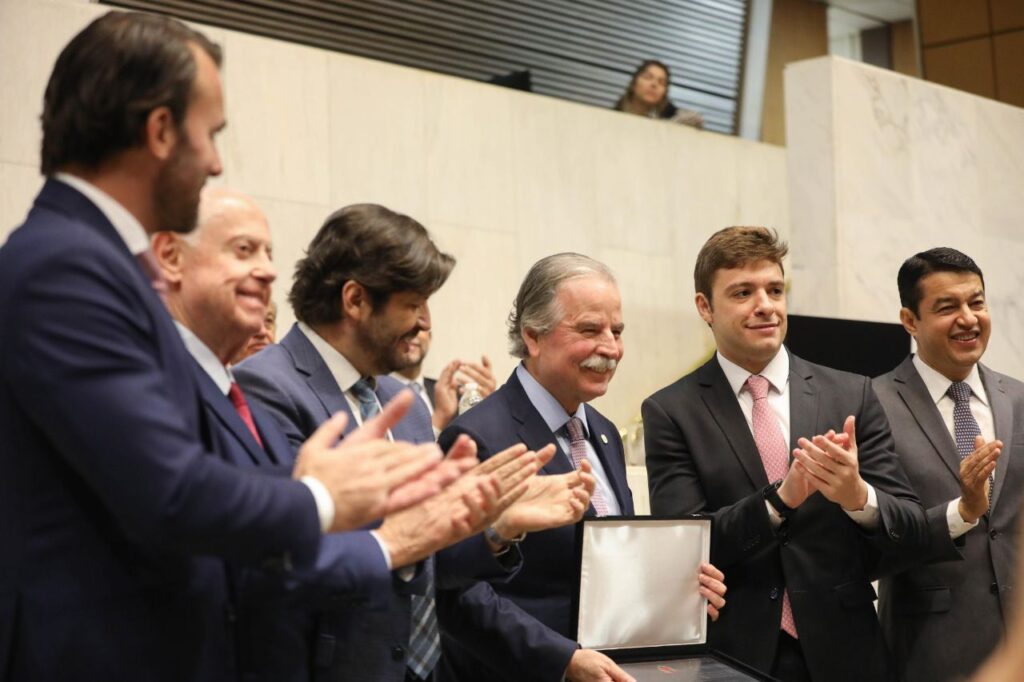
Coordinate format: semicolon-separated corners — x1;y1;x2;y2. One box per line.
175;193;276;363
697;259;786;374
357;290;431;375
523;275;624;414
900;271;989;381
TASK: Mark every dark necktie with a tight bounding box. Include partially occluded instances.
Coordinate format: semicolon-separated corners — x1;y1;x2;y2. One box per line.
351;377;440;677
947;381;993;499
565;417;610;516
228;382;263;448
745;374;798;639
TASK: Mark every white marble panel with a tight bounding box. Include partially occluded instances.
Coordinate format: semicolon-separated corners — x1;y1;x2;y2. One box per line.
0;163;44;246
976;99;1024;242
247;196;331;335
219;31;330;205
422;75;517;233
327;55;429;219
0;0;104;166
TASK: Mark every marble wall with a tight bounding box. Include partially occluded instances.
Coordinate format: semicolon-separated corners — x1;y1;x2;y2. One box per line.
0;0;790;430
786;56;1024;379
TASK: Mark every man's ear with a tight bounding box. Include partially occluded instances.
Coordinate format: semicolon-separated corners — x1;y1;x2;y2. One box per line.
151;232;185;285
899;307;918;337
143;106;179;161
340;280;372;322
695;293;714;327
522;327;542;358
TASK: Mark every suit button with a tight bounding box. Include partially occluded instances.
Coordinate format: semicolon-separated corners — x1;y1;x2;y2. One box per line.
769;587;779;600
990;529;1000;540
391;645;405;661
991;582;1000;595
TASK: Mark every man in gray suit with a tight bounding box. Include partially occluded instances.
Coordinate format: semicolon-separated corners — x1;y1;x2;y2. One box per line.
874;247;1022;682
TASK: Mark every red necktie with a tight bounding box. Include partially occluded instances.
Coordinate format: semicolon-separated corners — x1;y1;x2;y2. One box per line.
228;382;263;447
746;374;798;639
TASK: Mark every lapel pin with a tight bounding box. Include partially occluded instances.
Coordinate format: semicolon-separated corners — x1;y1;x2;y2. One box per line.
600;434;608;444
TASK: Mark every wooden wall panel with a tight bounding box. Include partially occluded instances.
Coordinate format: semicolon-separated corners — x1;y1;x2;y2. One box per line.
918;0;990;46
990;0;1024;32
994;30;1024;107
761;0;827;146
923;37;996;98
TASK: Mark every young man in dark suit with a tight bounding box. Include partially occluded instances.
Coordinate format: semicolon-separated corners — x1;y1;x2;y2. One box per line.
0;13;449;682
643;227;929;681
437;253;727;682
873;248;1021;682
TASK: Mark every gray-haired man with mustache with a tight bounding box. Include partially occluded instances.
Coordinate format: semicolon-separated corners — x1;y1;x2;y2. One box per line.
435;253;727;682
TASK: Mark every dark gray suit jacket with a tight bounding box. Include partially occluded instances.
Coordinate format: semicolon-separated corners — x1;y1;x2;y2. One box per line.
874;356;1024;682
644;350;928;682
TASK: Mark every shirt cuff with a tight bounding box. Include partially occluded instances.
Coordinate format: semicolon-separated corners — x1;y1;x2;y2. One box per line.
844;483;880;529
368;530;395;571
947;498;979;539
765;500;783;529
300;476;335;533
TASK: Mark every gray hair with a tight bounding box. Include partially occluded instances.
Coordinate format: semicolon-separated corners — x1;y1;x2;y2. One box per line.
507;253;616;358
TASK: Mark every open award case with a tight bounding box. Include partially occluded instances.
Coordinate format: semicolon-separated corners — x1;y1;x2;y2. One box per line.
572;516;772;682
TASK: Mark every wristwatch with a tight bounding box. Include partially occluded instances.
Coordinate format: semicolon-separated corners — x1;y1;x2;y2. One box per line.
484;526;526;554
763;480;796;519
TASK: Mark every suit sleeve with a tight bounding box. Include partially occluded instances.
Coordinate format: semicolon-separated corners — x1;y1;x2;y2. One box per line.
4;249;321;567
643;393;779;570
853;378;930;554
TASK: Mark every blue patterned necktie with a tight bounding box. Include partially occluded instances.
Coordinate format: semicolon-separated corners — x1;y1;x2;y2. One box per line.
351;377;440;677
947;381;993;501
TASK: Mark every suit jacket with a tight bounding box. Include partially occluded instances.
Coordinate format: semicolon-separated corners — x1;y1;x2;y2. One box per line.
0;180;320;681
190;361;393;682
643;350;928;682
236;324;513;682
873;356;1024;682
435;369;635;682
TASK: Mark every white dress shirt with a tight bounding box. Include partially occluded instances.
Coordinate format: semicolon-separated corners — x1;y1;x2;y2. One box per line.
717;349;879;528
912;355;993;538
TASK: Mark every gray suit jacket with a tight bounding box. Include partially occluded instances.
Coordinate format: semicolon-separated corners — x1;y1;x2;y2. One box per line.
874;356;1024;682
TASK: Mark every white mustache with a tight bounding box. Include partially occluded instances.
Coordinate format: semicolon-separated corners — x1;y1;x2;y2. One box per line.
581;355;617;372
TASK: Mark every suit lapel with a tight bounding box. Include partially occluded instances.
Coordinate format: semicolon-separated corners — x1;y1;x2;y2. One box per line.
281;325;357;435
893;357;961;481
191;362;274;467
505;372;573;476
584;404;632;512
697;358;769;489
787;354;819;455
981;364;1014;511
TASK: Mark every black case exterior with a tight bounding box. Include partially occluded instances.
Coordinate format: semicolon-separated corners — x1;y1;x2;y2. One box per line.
572;515;774;682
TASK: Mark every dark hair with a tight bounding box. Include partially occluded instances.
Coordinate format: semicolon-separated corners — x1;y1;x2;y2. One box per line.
897;247;985;316
694;226;788;301
614;59;672;117
41;11;222;175
290;204;456;326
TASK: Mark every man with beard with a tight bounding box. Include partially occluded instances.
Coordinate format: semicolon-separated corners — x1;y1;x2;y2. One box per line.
435;253;727;682
0;13;463;682
236;205;595;681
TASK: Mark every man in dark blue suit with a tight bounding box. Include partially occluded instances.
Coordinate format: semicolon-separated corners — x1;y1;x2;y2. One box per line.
237;205;595;681
0;13;459;681
154;187;526;681
436;253;727;682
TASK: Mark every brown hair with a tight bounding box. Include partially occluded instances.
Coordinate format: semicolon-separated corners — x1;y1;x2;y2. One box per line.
694;226;788;301
613;59;671;117
290;204;455;326
41;11;221;175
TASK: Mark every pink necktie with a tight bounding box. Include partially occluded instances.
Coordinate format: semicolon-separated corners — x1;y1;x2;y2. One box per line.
565;417;610;516
745;374;798;639
229;382;263;448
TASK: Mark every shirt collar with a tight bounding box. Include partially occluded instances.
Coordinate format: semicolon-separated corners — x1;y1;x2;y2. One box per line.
174;321;234;395
912;354;988;406
54;173;150;256
297;321;364;393
515;363;589;436
717;347;790;397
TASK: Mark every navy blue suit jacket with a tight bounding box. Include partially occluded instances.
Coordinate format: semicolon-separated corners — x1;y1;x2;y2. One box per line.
435;369;634;682
190;362;394;682
236;324;513;682
0;180;321;681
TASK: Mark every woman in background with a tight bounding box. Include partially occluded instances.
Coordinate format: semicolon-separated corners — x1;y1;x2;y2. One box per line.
613;59;704;129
